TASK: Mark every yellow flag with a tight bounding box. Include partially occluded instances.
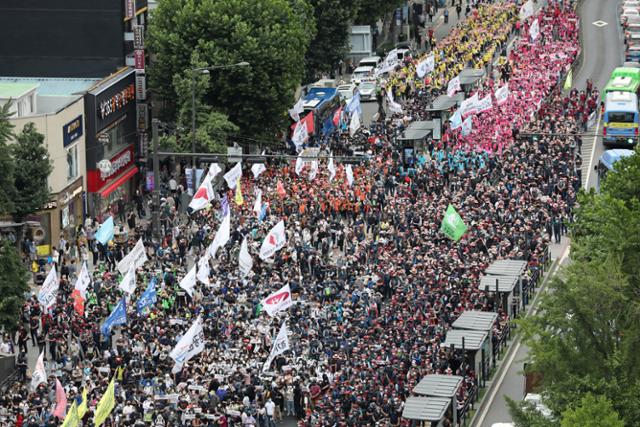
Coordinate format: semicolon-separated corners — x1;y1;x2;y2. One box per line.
235;178;244;206
78;388;88;418
564;69;572;90
94;378;115;427
62;401;79;427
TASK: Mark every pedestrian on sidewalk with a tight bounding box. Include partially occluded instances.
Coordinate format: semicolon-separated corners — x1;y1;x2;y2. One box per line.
456;3;462;19
444;8;449;23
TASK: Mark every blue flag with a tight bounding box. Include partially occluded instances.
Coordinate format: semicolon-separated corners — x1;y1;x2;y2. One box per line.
259;203;268;222
136;277;157;314
220;195;230;217
95;216;115;246
101;298;127;337
345;92;362;116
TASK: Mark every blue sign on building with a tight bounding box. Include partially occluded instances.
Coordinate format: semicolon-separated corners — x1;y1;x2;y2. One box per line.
63;115;83;147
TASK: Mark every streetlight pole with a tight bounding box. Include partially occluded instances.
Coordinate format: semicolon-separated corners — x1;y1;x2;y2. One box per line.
189;61;250;194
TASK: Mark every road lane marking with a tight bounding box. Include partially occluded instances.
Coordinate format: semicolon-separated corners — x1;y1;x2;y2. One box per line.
585;111;601;189
592;20;608;27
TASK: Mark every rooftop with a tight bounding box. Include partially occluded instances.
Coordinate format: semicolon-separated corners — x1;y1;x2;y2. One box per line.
0;82;38;99
0;77;99;97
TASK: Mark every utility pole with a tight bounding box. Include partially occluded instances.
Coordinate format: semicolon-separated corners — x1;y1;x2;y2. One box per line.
151;119;161;242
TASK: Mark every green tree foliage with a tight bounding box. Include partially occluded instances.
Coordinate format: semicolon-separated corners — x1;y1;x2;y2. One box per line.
0;240;29;333
11;123;53;222
560;394;624;427
352;0;403;26
506;397;556;427
601;147;640;204
161;56;239;155
518;149;640;425
147;0;314;139
0;103;16;216
304;0;356;82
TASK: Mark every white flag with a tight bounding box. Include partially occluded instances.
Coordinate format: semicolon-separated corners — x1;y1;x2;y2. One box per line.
529;19;540;41
179;265;197;298
461;116;473;136
239;236;253;278
253;189;263;216
251;163;266;179
295;154;305;176
328;156;336;182
208;214;231;258
74;262;91;299
519;0;534;20
38;267;59;309
30;351;47;391
118;264;137;295
196;256;210;285
379;48;399;75
288;98;305;122
208;163;222;179
477;95;493;113
223;162;242;189
189;175;215;213
387;90;403;114
349;112;361;137
495;84;510;105
460;93;479;117
261;284;293;317
170;316;205;369
263;321;290;372
447;75;461;97
416;54;435;78
291;120;308;149
308;160;319;181
345;164;354;187
117;238;148;274
259;220;287;260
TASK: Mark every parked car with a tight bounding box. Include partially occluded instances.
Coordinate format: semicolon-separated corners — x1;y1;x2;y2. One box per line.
336;84;356;101
626;36;640;61
351;66;375;84
625;14;640;28
358;80;377;101
625;22;640;40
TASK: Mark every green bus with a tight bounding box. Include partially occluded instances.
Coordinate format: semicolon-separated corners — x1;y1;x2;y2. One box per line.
603;67;640;101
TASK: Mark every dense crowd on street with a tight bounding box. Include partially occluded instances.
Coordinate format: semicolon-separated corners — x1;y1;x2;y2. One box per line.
0;1;595;426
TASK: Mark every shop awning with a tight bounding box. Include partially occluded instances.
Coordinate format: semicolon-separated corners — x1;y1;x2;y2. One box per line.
100;166;139;198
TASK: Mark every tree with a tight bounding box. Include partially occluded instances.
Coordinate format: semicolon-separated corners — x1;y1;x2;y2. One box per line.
352;0;403;27
0;102;16;216
560;394;624;427
11;123;53;225
304;0;357;82
601;147;640;204
0;240;29;333
517;149;640;425
147;0;315;140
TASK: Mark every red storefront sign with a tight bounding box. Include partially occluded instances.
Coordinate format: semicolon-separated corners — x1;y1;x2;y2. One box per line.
87;145;136;193
134;50;145;71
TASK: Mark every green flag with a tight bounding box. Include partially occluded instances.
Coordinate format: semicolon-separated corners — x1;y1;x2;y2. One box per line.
564;69;572;90
440;204;468;241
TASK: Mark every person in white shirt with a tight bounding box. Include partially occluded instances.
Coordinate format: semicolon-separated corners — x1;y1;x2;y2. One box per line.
265;398;276;427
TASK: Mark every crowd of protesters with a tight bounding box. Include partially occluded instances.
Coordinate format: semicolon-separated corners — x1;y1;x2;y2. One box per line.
0;1;595;427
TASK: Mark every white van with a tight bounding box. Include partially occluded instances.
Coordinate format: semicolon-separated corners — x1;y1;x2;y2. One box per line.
358;56;381;69
351;66;375;84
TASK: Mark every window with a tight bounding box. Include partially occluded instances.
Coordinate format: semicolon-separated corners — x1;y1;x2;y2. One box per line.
609;111;636;122
67;145;78;181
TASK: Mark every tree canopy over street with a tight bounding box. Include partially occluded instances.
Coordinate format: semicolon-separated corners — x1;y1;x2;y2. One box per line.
512;148;640;426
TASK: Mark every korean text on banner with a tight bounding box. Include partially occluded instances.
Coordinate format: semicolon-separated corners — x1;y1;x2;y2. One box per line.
263;321;290;372
223;162;242;189
38;267;59;309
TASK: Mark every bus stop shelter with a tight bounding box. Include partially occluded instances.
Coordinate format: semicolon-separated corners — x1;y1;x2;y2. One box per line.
452;310;498;332
458;68;486;93
425;93;465;139
485;259;529;307
442;329;491;387
402;396;451;426
398;121;434;164
479;275;521;317
413;374;463;426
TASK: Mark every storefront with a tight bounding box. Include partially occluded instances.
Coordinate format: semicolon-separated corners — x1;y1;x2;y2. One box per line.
84;68;139;220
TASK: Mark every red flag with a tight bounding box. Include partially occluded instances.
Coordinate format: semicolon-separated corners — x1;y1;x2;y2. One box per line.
71;289;85;316
332;106;343;126
289;111;315;135
53;378;67;418
277;180;286;198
